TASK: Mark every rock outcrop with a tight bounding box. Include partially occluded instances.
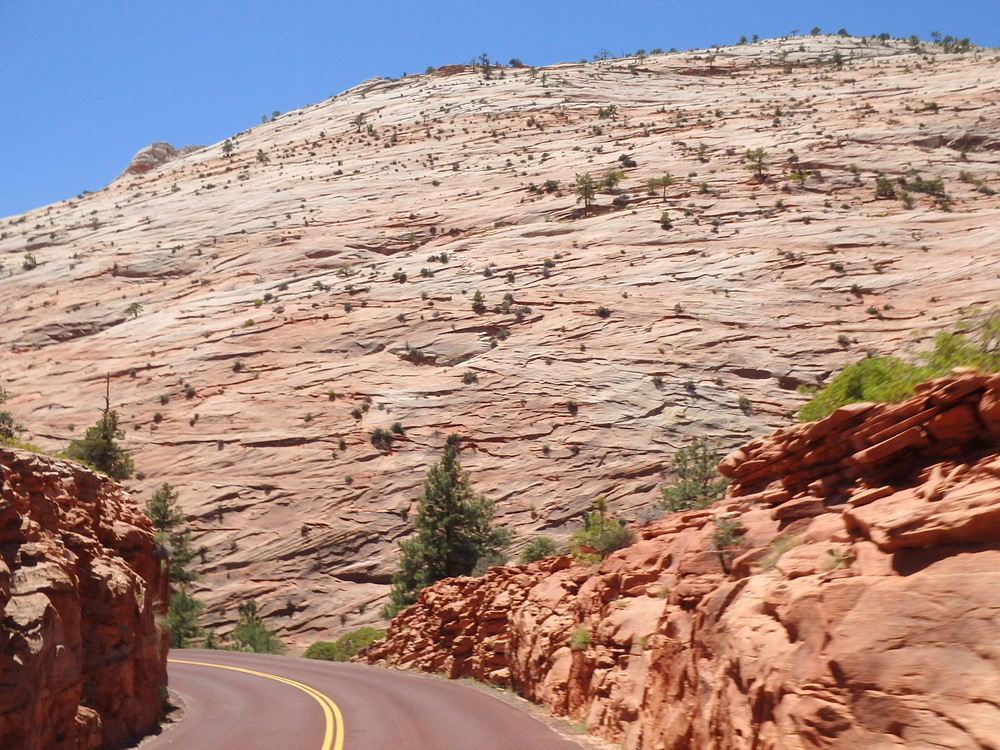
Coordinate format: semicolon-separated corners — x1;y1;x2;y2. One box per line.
0;448;167;750
120;141;203;176
361;373;1000;749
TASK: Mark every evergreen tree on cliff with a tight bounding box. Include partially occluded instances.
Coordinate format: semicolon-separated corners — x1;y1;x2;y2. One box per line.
382;436;512;618
146;482;203;648
65;378;134;481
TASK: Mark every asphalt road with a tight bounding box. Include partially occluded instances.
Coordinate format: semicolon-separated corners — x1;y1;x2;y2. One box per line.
144;649;583;750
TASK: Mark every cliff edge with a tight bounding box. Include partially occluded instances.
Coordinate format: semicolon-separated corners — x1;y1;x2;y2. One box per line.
0;448;168;750
361;372;1000;749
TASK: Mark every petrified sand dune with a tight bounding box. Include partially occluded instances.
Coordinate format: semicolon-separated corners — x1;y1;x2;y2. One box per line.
362;373;1000;749
1;36;998;646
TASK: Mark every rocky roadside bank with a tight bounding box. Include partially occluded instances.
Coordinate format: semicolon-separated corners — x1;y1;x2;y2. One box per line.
361;373;1000;749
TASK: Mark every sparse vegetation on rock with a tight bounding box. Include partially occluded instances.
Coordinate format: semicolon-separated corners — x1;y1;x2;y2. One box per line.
744;147;767;179
570;497;635;559
659;436;730;512
0;385;24;442
574;173;596;212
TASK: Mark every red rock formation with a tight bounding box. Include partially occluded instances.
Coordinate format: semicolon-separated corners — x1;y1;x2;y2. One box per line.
361;373;1000;748
0;448;167;750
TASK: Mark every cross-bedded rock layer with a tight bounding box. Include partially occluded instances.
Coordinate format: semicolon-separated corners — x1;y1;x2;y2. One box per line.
1;37;999;644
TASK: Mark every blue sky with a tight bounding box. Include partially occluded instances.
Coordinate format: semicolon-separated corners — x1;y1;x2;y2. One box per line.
2;1;996;219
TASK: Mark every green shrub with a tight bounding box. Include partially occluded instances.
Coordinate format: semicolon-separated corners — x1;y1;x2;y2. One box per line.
711;517;744;551
229;600;283;654
370;427;394;452
660;436;729;512
901;176;944;196
571;498;635;557
520;535;559;564
471;290;486;313
569;628;591;650
797;356;929;422
798;308;1000;421
875;175;896;198
304;627;385;662
744;147;766;178
0;386;24;442
65;405;134;481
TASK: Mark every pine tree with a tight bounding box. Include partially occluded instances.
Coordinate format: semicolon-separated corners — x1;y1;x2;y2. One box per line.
382;437;512;618
65;380;134;481
575;173;596;211
659;436;730;512
145;483;202;647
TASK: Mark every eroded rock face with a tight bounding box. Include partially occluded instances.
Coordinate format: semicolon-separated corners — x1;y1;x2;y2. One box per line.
120;142;203;176
0;448;167;750
361;374;1000;749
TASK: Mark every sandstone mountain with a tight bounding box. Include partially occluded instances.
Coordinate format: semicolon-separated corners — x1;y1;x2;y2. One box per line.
1;36;998;647
0;448;166;749
362;372;1000;749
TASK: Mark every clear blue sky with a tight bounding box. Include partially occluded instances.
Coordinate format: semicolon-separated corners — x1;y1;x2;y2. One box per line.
2;1;996;219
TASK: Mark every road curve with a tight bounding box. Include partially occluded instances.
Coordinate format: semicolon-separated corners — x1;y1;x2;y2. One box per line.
145;649;583;750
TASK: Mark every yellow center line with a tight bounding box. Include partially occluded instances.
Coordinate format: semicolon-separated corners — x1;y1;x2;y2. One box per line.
169;658;345;750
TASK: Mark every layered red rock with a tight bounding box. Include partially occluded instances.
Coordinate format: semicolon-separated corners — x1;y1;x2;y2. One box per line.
361;374;1000;748
0;448;167;750
1;37;999;646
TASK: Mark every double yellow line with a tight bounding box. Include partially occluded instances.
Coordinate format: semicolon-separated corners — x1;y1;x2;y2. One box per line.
169;659;345;750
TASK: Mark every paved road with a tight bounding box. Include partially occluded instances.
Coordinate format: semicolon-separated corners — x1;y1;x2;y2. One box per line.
145;649;583;750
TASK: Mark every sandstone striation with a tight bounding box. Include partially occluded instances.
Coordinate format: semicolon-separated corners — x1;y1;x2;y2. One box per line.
1;37;999;644
362;373;1000;749
0;447;167;750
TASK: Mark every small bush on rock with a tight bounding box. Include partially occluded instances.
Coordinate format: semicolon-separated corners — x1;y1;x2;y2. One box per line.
571;497;635;558
520;535;559;563
660;436;729;512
